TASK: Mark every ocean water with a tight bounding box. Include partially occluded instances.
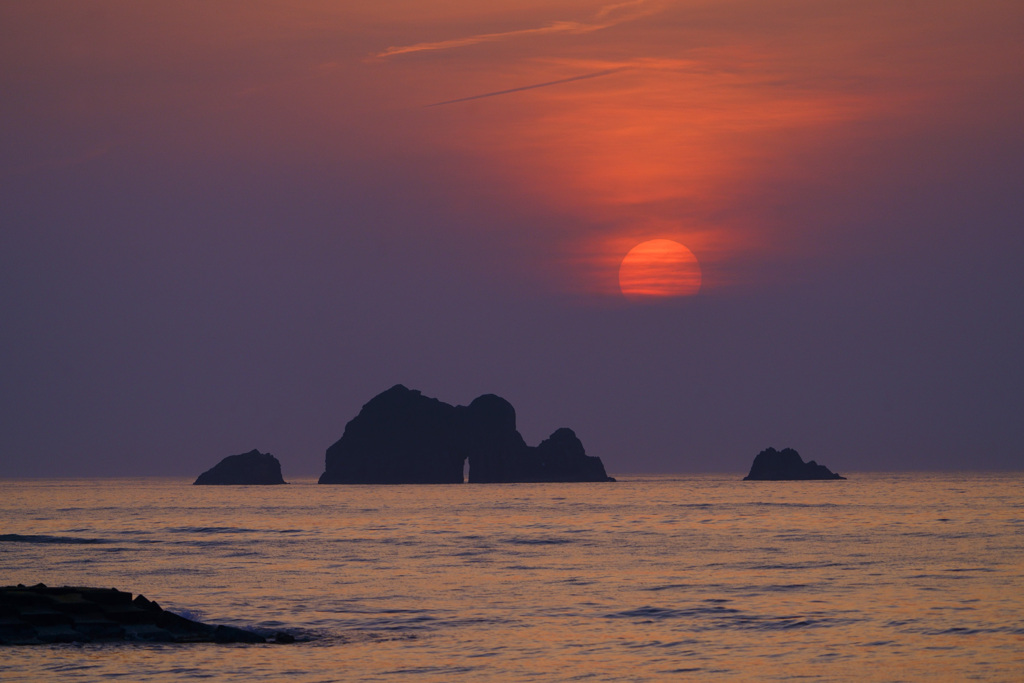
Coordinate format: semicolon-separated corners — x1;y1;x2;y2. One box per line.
1;473;1022;681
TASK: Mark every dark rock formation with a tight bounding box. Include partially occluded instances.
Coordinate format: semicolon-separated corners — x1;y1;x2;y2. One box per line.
318;385;614;484
194;449;286;485
743;447;845;480
0;584;291;645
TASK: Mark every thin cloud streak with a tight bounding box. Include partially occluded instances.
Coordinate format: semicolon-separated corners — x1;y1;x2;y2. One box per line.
377;22;600;59
426;68;625;107
375;0;652;59
594;0;649;20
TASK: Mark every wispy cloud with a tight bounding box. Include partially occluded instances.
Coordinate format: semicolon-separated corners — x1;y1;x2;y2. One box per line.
426;68;625;107
593;0;649;20
374;0;652;59
423;57;704;107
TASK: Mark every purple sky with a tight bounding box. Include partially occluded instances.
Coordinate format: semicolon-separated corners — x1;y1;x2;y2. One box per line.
2;1;1022;477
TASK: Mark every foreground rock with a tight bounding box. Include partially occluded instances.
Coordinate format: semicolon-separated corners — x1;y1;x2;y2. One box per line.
743;447;846;480
0;584;293;645
194;449;286;485
319;385;614;484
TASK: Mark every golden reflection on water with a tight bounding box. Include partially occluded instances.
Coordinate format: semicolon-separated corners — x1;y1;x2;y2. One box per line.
1;473;1022;681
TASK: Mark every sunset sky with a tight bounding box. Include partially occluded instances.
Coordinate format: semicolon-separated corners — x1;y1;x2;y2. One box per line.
2;0;1022;476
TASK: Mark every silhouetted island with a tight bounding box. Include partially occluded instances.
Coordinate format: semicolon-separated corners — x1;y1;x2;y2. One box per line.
319;385;614;484
0;584;293;645
743;447;845;480
194;449;286;485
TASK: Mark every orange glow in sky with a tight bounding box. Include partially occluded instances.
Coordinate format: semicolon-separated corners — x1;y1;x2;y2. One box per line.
364;0;994;297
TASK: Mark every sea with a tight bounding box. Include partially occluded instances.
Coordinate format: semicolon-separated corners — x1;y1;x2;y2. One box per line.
1;473;1022;681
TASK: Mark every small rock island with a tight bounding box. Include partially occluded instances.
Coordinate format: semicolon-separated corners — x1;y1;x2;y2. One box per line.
743;447;845;480
194;449;286;485
0;584;290;645
319;385;614;484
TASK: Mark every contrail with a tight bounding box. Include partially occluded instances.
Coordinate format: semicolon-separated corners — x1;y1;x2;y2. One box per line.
375;0;650;59
377;22;590;59
426;68;624;107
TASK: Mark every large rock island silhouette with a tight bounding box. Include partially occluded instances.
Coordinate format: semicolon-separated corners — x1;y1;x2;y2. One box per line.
318;385;614;484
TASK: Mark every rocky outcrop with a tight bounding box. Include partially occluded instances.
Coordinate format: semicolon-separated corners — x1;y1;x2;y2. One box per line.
194;450;286;485
318;385;614;484
743;447;845;480
0;584;293;644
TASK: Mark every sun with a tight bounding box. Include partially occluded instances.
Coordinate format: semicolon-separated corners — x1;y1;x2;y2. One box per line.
618;239;702;299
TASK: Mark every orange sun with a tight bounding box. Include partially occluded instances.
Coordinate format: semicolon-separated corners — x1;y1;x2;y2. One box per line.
618;239;702;299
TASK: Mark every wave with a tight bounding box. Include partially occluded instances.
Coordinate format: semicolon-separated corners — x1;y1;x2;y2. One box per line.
163;526;303;534
502;536;575;545
0;533;107;544
606;603;861;631
641;583;691;592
